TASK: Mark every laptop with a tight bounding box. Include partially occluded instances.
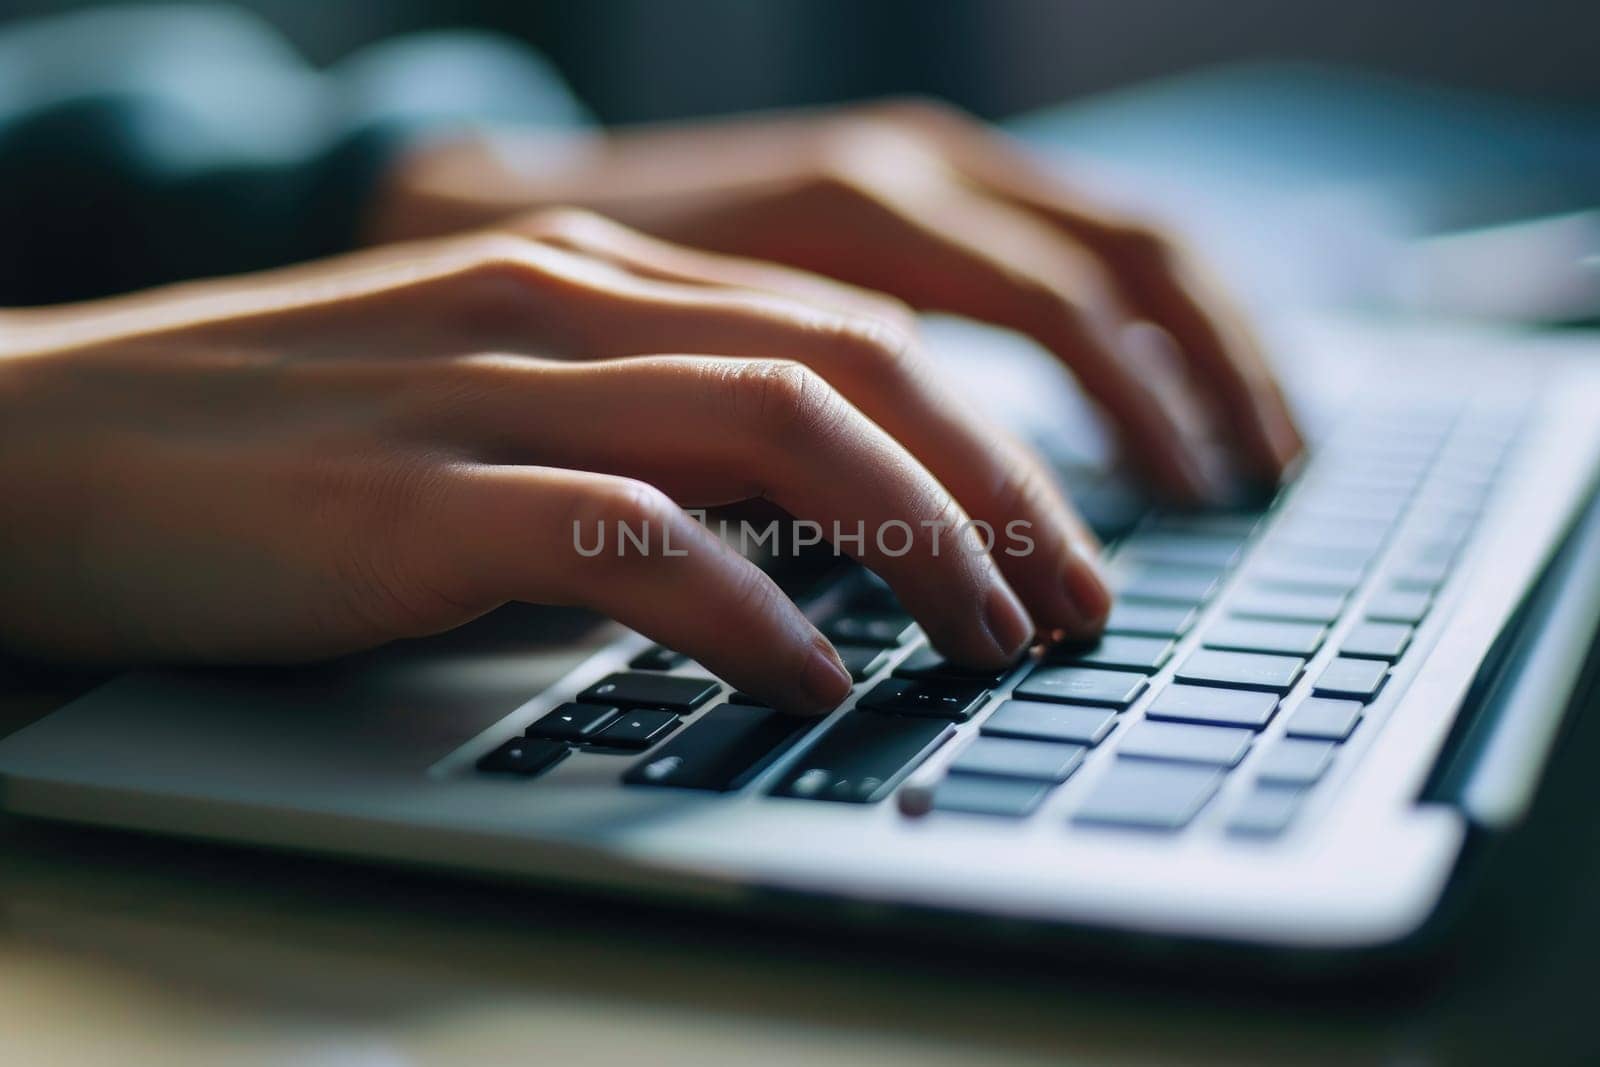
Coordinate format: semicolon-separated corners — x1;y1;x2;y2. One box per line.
2;311;1598;963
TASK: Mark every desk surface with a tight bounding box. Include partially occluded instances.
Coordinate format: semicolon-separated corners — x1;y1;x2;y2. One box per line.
2;658;1598;1067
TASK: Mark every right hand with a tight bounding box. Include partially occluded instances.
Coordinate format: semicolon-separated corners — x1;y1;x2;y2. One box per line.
0;209;1109;714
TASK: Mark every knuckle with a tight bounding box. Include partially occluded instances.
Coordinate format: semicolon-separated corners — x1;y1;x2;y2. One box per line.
569;477;676;540
818;314;920;386
514;206;611;246
727;359;842;444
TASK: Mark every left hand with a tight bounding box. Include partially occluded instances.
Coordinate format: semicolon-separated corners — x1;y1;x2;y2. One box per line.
372;98;1302;505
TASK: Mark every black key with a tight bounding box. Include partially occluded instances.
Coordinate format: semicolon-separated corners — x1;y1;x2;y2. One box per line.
980;700;1117;746
1175;649;1305;693
624;704;815;791
1119;564;1220;605
1073;760;1224;831
629;645;687;671
857;678;989;721
1149;513;1260;539
771;712;953;803
579;673;719;711
1014;666;1148;708
477;738;569;776
1145;684;1278;729
1203;619;1325;657
892;645;1015;686
949;736;1086;782
526;702;620;742
1118;720;1254;766
930;774;1050;817
1230;587;1346;624
824;612;916;647
1226;787;1304;837
728;691;769;707
1366;589;1432;624
1312;657;1389;702
594;709;680;750
1285;697;1362;741
1340;621;1413;661
1104;601;1196;639
1256;739;1336;785
1048;634;1173;673
836;644;892;682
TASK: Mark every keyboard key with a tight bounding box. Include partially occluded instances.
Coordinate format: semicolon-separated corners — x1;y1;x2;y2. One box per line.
857;678;989;721
1390;556;1452;590
1047;634;1174;673
825;612;916;647
1340;622;1413;661
836;644;892;682
1203;619;1325;657
1118;720;1254;766
624;704;815;791
1285;698;1362;741
1175;649;1306;693
526;702;620;741
1367;589;1432;624
1230;588;1347;624
477;738;569;776
1226;787;1305;837
771;712;953;803
1250;558;1364;593
949;737;1086;782
1015;666;1148;708
727;691;769;706
594;709;680;750
1256;739;1336;785
891;645;1015;686
931;774;1051;817
579;673;719;711
1104;601;1196;638
980;700;1117;745
1074;760;1224;831
629;645;688;671
1119;565;1220;605
1118;533;1243;570
1312;657;1389;702
1145;684;1278;729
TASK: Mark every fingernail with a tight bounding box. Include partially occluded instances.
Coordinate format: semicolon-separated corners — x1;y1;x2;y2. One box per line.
983;582;1034;660
1062;542;1112;628
799;641;852;713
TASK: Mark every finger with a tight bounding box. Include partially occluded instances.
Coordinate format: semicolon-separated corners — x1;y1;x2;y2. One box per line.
874;104;1304;480
415;355;1039;667
775;161;1223;504
502;211;1110;632
417;464;853;715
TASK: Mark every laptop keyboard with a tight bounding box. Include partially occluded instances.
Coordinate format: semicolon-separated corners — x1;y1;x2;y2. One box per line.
474;396;1524;840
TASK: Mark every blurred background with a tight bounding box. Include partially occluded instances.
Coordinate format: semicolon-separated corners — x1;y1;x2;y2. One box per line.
3;0;1598;124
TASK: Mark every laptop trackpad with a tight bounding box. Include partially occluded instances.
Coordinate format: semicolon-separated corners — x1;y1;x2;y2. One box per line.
1;605;613;790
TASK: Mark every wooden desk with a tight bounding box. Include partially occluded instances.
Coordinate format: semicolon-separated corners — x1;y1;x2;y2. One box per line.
3;663;1598;1067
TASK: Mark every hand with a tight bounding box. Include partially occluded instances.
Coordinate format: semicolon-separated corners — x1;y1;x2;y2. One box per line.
374;99;1303;503
0;210;1108;713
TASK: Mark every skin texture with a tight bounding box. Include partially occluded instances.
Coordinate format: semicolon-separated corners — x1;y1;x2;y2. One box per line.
0;211;1112;715
371;99;1303;501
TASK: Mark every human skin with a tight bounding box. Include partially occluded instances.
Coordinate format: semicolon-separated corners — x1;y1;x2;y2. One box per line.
370;99;1303;501
0;210;1112;715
